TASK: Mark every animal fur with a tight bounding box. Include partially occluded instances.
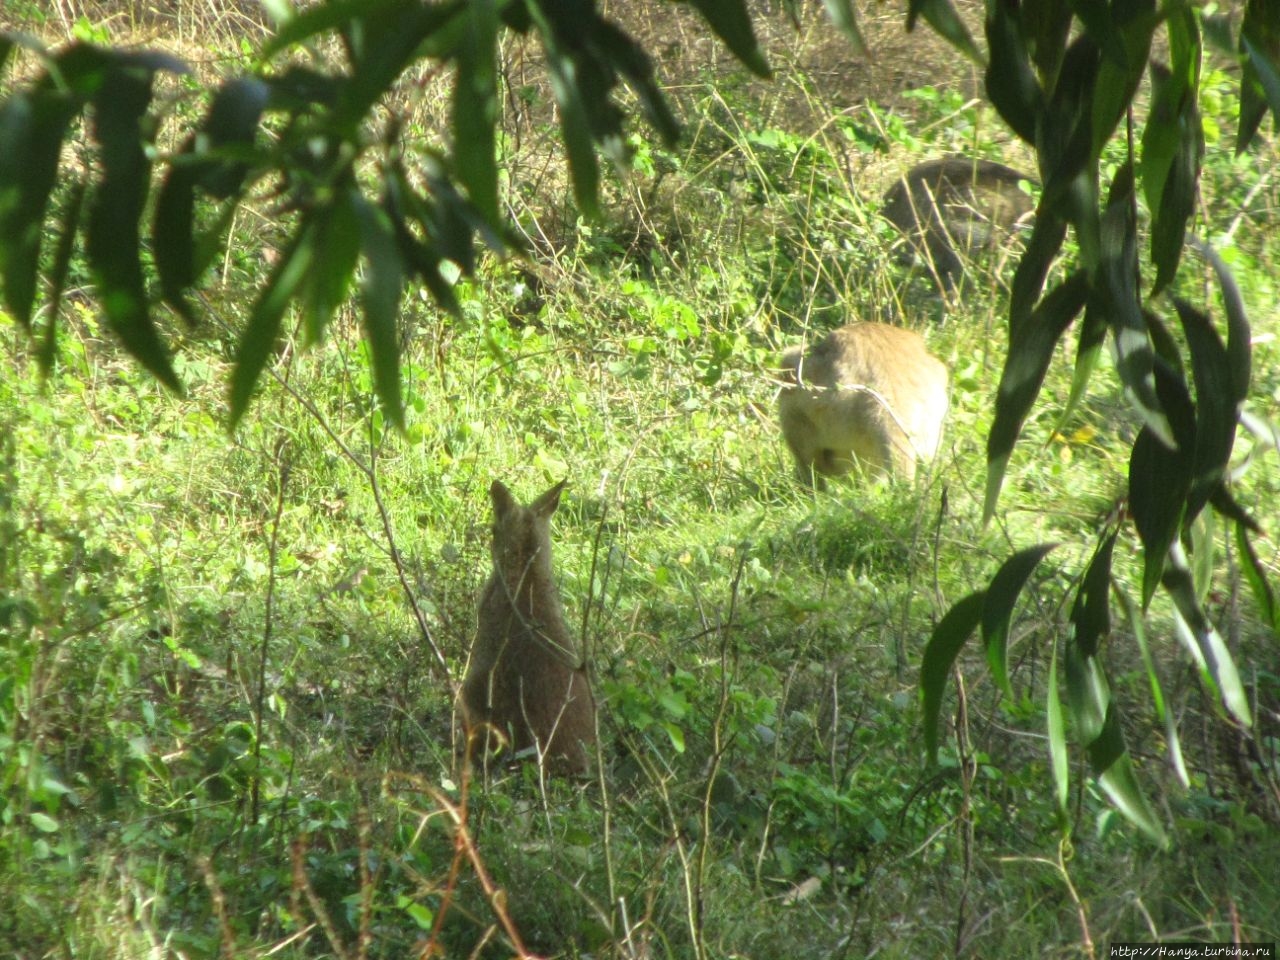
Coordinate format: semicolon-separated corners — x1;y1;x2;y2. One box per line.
460;479;596;774
881;157;1035;286
778;322;949;484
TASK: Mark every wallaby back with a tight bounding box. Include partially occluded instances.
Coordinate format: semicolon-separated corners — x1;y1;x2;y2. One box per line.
882;157;1035;286
778;322;948;484
460;479;596;774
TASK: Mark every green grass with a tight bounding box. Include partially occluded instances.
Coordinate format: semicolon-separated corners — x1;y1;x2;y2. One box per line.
3;8;1280;957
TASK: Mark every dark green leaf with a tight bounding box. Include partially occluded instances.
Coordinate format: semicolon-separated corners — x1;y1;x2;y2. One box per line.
1071;529;1116;657
40;178;85;375
985;0;1044;143
982;543;1060;698
0;91;77;327
1174;300;1236;522
1063;628;1109;745
452;0;499;225
355;194;406;432
1161;549;1252;726
1059;300;1107;429
153;143;198;324
1240;32;1280;153
589;18;680;147
261;0;406;59
1128;361;1195;606
303;185;361;345
338;4;465;130
230;223;316;427
686;0;771;78
908;0;982;64
1235;522;1279;635
1190;237;1251;404
985;271;1088;523
1100;163;1171;447
87;64;180;393
1115;585;1187;786
1088;704;1168;846
528;5;601;218
0;34;14;77
820;0;866;55
1038;36;1098;188
197;78;269;199
1008;208;1067;326
1022;0;1072;85
1143;44;1203;295
920;590;986;762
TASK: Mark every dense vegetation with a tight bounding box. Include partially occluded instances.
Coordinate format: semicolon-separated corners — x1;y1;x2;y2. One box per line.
1;1;1278;957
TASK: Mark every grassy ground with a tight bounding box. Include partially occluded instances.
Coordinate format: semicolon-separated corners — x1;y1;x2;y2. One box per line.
2;2;1279;957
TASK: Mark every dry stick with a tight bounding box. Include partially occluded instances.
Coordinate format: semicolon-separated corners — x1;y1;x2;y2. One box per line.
952;670;975;959
251;437;290;826
691;547;750;960
261;364;453;687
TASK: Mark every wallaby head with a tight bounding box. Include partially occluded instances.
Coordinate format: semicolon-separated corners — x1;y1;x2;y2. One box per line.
461;478;596;775
777;322;949;485
488;478;563;598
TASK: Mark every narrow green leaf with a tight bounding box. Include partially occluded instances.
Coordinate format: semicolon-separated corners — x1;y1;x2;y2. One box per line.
528;5;601;217
984;271;1087;523
1059;300;1107;429
1188;508;1216;603
87;64;180;393
1115;585;1188;785
1143;51;1202;295
820;0;866;55
1046;638;1069;813
355;194;406;432
984;0;1044;143
1022;0;1071;85
1008;209;1068;329
1235;521;1279;635
452;0;499;224
1190;237;1251;404
29;812;59;833
40;177;85;375
1162;544;1252;726
908;0;982;64
196;78;268;199
920;590;986;763
1128;413;1191;608
0;91;77;327
153;144;198;325
1038;36;1099;188
230;223;316;428
1100;164;1172;446
1174;300;1237;522
982;543;1060;698
260;0;405;59
1063;629;1109;744
1088;705;1168;846
1240;34;1280;153
1071;529;1116;657
590;19;680;147
686;0;771;78
303;184;361;345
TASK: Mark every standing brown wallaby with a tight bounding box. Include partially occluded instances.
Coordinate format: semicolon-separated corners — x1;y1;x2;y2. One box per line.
881;157;1035;287
460;479;596;774
778;322;948;484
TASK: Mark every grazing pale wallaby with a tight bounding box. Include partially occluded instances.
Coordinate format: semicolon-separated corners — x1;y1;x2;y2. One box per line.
460;479;596;774
778;322;948;484
881;157;1035;286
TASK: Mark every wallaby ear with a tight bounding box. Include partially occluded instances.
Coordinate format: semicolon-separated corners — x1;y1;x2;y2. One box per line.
490;479;517;519
531;479;566;518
